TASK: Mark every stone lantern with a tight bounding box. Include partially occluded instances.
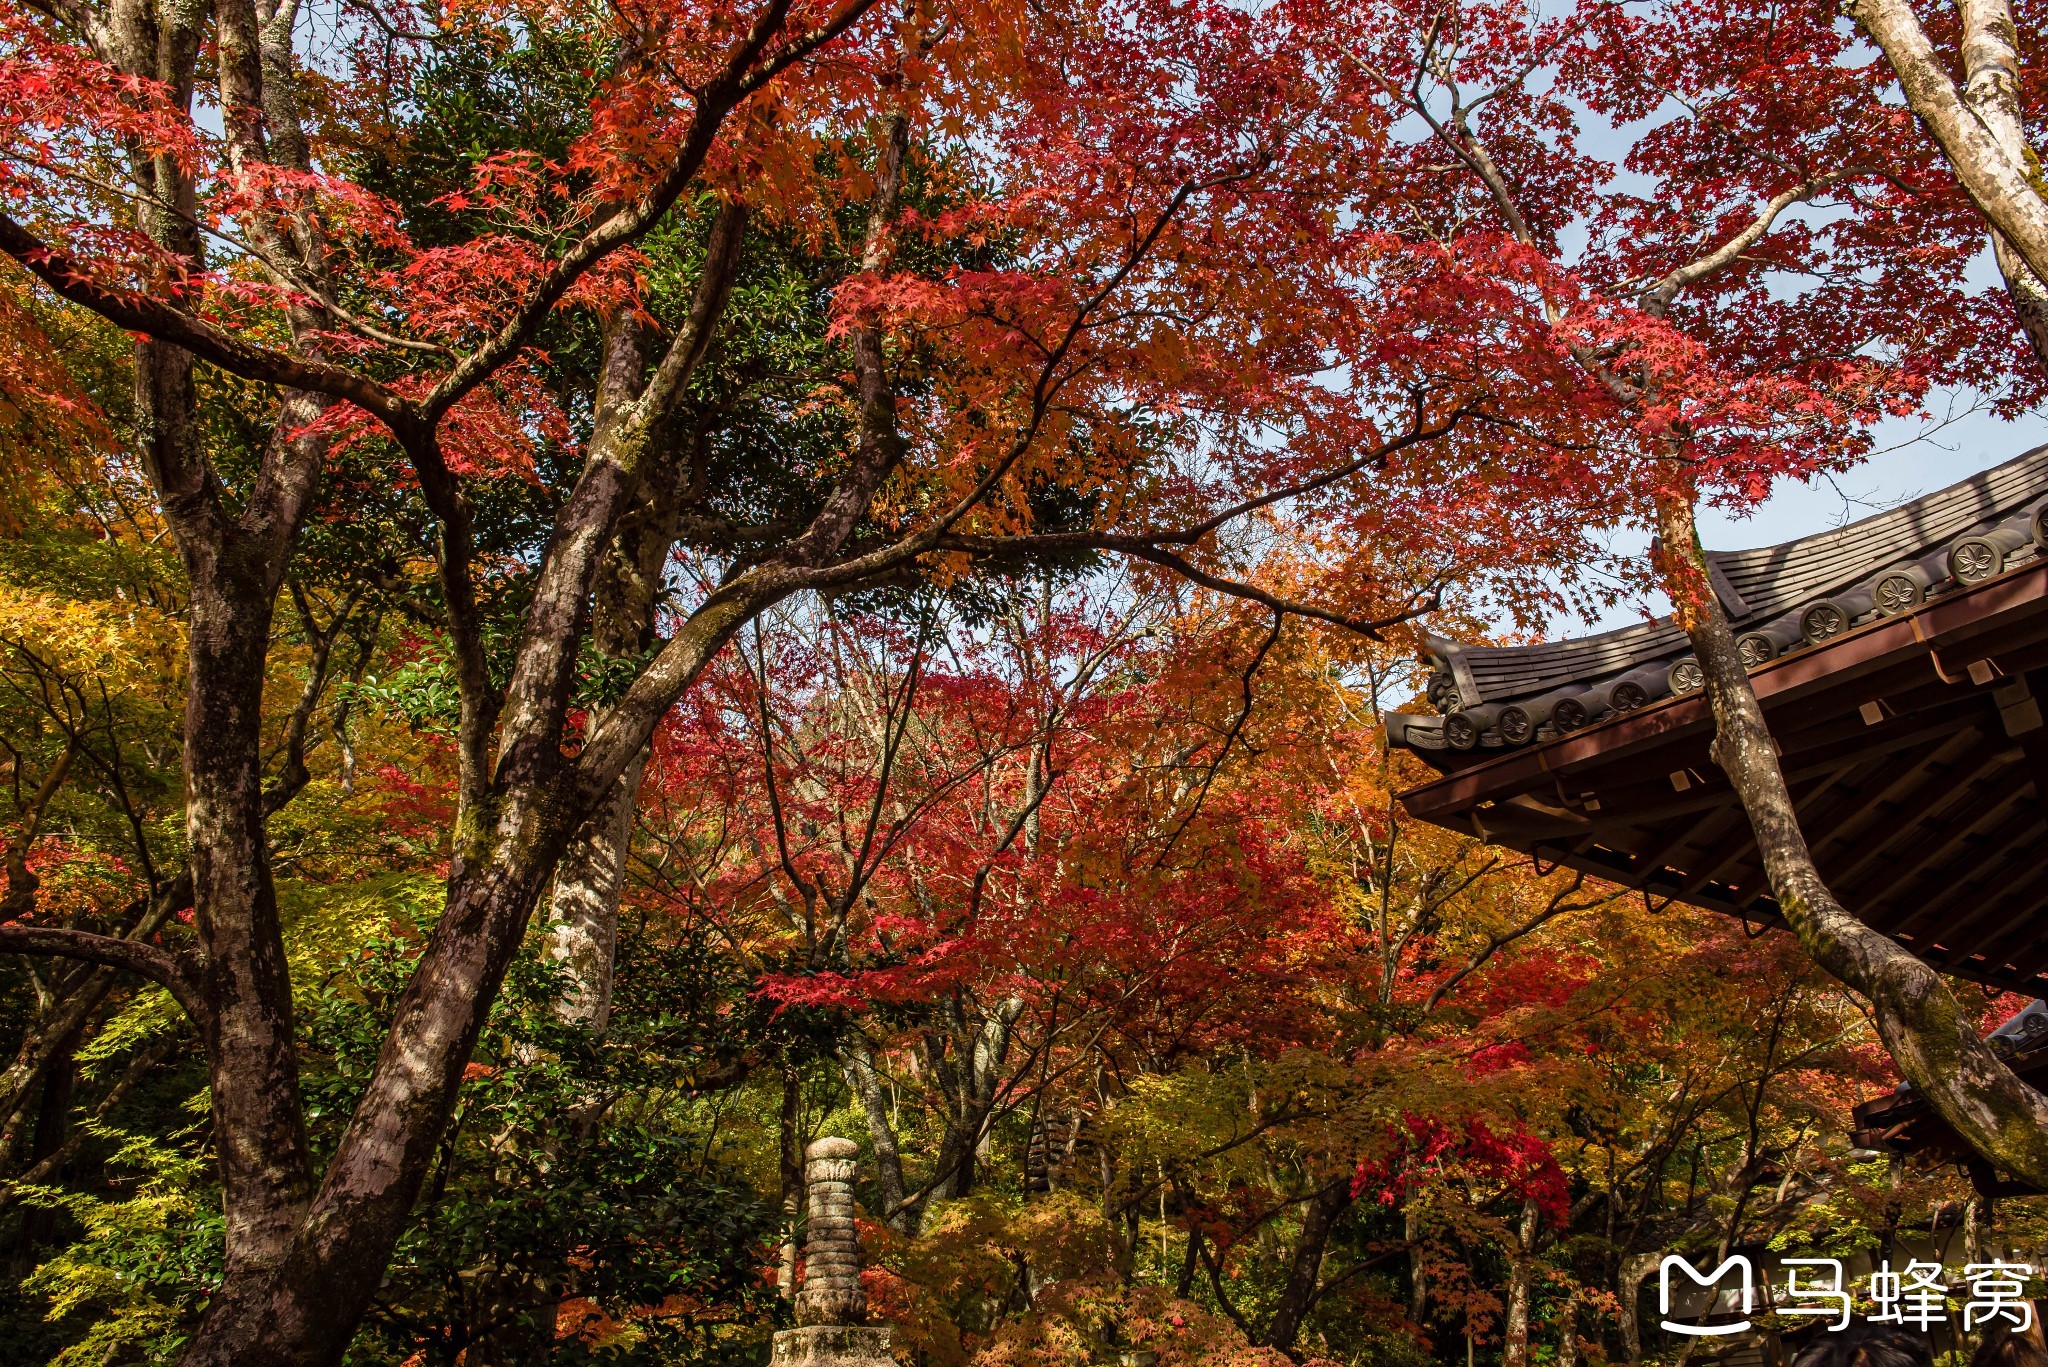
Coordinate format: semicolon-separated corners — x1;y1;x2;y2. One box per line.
770;1137;895;1367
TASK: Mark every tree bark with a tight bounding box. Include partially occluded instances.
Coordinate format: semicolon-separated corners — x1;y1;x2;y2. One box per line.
7;1029;76;1277
543;749;646;1031
1654;490;2048;1189
1262;1175;1355;1350
1617;1250;1661;1365
1406;1201;1428;1325
182;490;322;1282
927;996;1023;1203
539;305;665;1028
840;1030;915;1234
778;1068;803;1299
1504;1197;1539;1367
1847;0;2048;299
1953;0;2048;369
107;0;336;1320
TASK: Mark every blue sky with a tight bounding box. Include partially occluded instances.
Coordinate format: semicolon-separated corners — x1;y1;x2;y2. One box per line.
1558;399;2048;636
1697;405;2048;548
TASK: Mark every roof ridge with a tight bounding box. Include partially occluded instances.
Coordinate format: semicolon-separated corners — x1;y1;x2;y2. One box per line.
1401;442;2048;759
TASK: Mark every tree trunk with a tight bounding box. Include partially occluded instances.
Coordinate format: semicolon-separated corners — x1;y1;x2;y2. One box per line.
1504;1197;1539;1367
1848;0;2048;295
1263;1175;1355;1350
1992;234;2048;370
1406;1201;1428;1325
840;1031;914;1234
179;838;564;1365
474;337;668;1349
928;997;1023;1203
1025;1104;1051;1196
7;1030;76;1277
543;748;648;1031
538;309;666;1027
1953;0;2048;370
1617;1250;1661;1366
85;1;335;1339
159;381;332;1304
779;1068;802;1300
1177;1223;1201;1298
132;0;339;1285
1654;491;2048;1188
1557;1294;1579;1367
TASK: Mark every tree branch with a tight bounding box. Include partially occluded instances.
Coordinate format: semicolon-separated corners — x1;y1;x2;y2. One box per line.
1637;173;1852;317
1155;609;1283;866
1421;873;1619;1015
0;215;417;434
0;925;196;1016
416;0;876;425
489;201;752;792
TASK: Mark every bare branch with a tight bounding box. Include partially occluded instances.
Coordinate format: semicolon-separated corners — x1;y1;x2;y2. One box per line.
1156;609;1283;866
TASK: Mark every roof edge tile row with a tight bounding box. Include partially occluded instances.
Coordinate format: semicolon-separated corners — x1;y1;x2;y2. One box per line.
1395;446;2048;763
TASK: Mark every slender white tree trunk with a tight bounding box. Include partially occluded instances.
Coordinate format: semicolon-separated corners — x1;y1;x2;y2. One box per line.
543;747;649;1030
1504;1197;1539;1367
1955;0;2048;366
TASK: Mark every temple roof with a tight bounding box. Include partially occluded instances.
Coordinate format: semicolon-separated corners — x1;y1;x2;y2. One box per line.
1394;445;2048;762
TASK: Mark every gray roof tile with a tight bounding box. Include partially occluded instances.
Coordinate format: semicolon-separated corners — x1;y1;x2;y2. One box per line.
1408;444;2048;750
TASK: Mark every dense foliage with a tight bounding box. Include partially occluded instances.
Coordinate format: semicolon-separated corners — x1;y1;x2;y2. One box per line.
0;483;2032;1364
1;0;2046;1357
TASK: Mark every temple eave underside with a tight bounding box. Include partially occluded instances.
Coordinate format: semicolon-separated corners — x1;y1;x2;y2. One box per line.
1399;559;2048;995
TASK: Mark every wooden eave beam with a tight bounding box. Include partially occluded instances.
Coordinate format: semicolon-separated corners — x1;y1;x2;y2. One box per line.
1827;742;2017;905
1795;735;1977;866
1928;858;2048;971
1884;795;2043;941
